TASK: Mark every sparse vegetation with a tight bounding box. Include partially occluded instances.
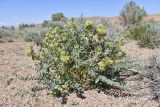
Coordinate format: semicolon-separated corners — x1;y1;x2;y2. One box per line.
0;26;18;42
125;21;160;48
42;20;49;27
52;12;67;22
120;1;160;48
28;20;127;97
120;1;147;26
21;27;48;46
19;23;36;30
1;1;160;107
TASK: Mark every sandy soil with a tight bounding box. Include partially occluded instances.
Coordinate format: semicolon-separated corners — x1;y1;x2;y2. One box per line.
0;41;159;107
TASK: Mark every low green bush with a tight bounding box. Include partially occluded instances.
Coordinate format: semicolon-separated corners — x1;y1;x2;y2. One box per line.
120;1;147;26
28;20;127;97
25;31;46;45
24;32;38;42
7;39;14;42
0;29;12;37
125;22;160;48
0;27;18;42
0;39;4;43
48;21;65;28
23;28;48;46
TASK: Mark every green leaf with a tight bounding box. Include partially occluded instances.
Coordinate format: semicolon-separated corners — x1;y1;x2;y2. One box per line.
97;76;129;90
95;78;100;84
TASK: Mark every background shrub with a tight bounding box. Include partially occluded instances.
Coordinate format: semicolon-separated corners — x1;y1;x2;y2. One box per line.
120;1;147;26
28;19;127;97
42;20;49;27
0;28;13;37
106;23;125;39
126;21;160;48
24;32;39;42
48;21;65;28
19;23;36;30
0;26;18;42
51;12;67;23
22;27;48;45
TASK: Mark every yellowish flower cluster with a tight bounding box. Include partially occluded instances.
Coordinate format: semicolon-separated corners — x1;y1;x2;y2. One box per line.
98;58;113;70
96;24;106;35
60;51;70;63
86;20;93;28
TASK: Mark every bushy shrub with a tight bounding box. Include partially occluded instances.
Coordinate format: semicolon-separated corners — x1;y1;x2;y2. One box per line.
19;23;36;30
52;12;67;22
42;20;49;27
48;21;65;28
19;23;29;30
120;1;147;26
22;27;48;45
0;27;18;43
24;32;38;42
0;29;12;37
24;31;46;45
7;38;14;42
28;20;127;97
125;22;160;48
0;39;4;43
106;24;125;39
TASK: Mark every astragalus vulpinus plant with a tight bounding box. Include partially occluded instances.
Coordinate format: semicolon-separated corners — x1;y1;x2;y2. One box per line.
28;19;127;97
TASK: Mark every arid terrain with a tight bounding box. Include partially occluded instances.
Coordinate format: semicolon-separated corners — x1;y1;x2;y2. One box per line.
89;14;160;24
1;0;160;107
0;40;159;107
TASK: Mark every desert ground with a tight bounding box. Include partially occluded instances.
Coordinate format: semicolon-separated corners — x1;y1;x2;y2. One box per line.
0;39;159;107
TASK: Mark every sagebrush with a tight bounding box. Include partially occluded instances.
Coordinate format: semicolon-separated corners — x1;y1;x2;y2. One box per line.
120;1;147;26
125;21;160;48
